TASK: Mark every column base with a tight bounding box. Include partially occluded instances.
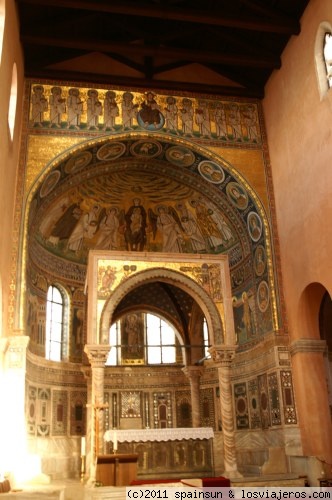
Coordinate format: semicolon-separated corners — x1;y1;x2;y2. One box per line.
223;469;243;479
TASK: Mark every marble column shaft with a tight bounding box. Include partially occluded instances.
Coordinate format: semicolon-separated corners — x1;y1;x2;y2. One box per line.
210;345;241;478
84;344;110;482
182;366;203;427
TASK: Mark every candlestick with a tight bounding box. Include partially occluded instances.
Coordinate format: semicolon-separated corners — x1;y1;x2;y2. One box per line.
113;430;118;453
80;437;86;482
81;436;86;457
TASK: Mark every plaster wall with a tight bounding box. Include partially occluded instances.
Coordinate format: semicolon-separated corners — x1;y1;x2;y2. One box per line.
263;0;332;334
263;0;332;462
0;0;24;337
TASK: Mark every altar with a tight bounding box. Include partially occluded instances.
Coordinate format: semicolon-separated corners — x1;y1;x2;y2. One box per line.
104;428;214;479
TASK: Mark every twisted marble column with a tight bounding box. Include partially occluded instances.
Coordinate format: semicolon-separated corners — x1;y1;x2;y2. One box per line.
210;345;242;478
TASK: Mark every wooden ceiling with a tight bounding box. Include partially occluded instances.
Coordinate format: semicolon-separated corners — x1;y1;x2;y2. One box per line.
16;0;310;98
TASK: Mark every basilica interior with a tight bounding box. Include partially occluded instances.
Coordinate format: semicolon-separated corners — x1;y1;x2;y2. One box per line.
0;0;332;497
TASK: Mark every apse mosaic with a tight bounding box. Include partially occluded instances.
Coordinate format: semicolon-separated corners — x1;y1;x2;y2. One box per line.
28;83;261;145
27;133;274;345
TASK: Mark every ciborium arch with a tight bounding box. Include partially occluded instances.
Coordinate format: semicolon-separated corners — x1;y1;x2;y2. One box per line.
84;250;241;481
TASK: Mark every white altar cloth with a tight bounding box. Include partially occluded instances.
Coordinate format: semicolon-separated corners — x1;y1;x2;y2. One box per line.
104;427;214;443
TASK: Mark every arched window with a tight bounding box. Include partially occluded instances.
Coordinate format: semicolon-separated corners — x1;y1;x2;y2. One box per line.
106;312;183;366
323;32;332;89
8;63;17;140
315;22;332;99
203;317;210;358
0;274;2;338
45;285;66;361
319;292;332;413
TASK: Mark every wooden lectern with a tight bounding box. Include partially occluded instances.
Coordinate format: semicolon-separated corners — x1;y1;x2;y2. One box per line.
96;454;138;486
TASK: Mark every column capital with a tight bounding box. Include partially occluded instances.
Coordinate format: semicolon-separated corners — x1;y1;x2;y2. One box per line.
3;336;30;369
182;365;204;380
0;338;9;354
209;344;237;366
84;344;110;367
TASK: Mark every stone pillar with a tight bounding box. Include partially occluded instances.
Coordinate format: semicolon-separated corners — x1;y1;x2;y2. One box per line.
290;338;332;466
84;344;110;483
0;336;30;479
182;366;203;427
81;365;92;480
209;345;242;479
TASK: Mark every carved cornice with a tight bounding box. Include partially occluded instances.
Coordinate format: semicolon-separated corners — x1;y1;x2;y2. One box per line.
289;338;327;356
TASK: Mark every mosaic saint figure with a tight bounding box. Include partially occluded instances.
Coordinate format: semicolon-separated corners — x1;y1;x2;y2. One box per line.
180;98;194;136
242;291;255;337
226;182;248;210
67;204;100;253
247;212;262;242
176;202;206;253
241;104;259;141
48;199;83;246
121;92;138;129
95;207;120;250
67;88;83;129
214;102;228;139
189;198;224;251
139;91;160;125
31;85;48;126
227;103;242;141
195;100;211;137
155;205;184;253
103;91;119;130
87;89;102;129
164;96;178;133
49;86;66;128
124;198;147;251
39;192;71;240
125;313;142;356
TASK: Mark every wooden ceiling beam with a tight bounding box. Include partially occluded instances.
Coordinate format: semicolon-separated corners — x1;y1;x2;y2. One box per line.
16;0;300;34
21;35;281;69
23;67;264;98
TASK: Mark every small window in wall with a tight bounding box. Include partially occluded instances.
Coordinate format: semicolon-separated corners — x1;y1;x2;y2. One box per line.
315;22;332;98
319;292;332;411
45;285;65;361
203;318;210;358
8;63;17;140
0;275;2;338
323;32;332;88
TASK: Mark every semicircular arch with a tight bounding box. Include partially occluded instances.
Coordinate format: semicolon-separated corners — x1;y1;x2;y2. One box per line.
21;131;278;348
99;267;226;349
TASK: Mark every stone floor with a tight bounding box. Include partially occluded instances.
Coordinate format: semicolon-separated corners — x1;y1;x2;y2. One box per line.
0;479;84;499
0;474;310;499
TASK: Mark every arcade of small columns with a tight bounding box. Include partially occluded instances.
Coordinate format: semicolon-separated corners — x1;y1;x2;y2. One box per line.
83;342;241;482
